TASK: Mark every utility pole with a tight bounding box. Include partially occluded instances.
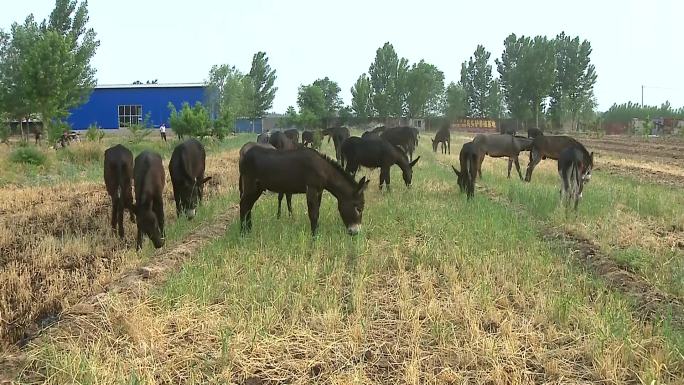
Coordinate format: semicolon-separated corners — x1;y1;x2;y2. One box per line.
641;85;644;107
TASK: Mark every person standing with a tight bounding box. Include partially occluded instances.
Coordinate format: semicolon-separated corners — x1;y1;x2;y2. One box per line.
160;123;167;142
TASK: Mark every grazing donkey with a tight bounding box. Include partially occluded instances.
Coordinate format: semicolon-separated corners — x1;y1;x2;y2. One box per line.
558;144;594;211
432;125;451;154
472;134;533;180
451;141;479;199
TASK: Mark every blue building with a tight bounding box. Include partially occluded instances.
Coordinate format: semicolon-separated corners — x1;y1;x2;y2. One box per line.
67;83;206;130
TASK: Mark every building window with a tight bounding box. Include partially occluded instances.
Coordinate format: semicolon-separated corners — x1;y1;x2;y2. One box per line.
118;105;142;128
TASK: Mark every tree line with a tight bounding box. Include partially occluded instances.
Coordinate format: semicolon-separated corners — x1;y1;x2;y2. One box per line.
283;34;600;132
0;0;99;141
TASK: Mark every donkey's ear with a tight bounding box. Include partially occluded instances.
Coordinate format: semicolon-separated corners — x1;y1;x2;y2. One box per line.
357;177;370;194
590;152;594;162
201;176;212;184
451;165;461;178
410;156;421;168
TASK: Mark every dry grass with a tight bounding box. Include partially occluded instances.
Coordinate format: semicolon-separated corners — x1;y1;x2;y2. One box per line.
0;145;240;353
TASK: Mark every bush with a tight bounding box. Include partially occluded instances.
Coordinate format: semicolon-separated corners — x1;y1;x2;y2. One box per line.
0;123;9;144
168;101;212;139
10;146;47;166
128;113;153;144
85;123;105;142
48;120;72;144
312;129;323;150
211;125;229;140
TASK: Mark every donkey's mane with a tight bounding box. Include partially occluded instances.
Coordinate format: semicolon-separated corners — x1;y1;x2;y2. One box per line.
318;152;359;186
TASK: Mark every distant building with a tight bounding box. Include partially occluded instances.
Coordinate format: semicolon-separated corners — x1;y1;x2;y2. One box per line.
67;83;206;130
235;114;286;134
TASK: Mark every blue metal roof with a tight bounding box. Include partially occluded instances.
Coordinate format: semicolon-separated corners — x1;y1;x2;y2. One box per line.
67;84;206;130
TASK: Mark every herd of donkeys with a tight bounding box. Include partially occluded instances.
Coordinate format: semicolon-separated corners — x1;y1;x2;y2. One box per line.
102;125;593;249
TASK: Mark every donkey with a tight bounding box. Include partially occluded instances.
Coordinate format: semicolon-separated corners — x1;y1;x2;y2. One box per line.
381;126;418;161
239;146;370;235
451;142;479;199
432;125;451;154
256;132;270;144
103;144;135;238
472;134;533;180
341;136;420;190
525;135;586;182
527;127;543;139
558;145;594;211
268;132;297;218
302;130;315;147
284;129;300;144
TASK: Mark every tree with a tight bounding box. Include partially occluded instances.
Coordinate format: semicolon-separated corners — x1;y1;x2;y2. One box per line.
443;82;468;120
460;45;493;117
297;84;326;128
0;18;37;140
369;42;409;118
206;64;252;131
405;60;445;118
486;79;505;120
496;34;555;127
338;106;353;126
312;77;342;116
0;0;99;137
351;73;373;121
248;51;277;118
548;32;597;130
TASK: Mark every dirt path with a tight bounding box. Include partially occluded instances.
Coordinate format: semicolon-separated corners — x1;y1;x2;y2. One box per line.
599;161;684;189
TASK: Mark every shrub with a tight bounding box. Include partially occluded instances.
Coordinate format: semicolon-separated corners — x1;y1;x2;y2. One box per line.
10;146;47;166
128;113;153;144
312;129;323;150
47;120;72;144
168;101;212;139
85;123;105;142
0;123;9;145
211;125;229;140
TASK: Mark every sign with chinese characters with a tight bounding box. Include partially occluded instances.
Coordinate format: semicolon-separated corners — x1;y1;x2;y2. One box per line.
452;118;497;129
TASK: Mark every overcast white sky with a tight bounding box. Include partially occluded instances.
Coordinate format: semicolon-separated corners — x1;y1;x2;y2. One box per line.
2;0;683;113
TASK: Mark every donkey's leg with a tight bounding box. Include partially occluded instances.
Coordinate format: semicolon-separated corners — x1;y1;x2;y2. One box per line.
525;150;541;182
240;190;262;233
110;196;118;231
277;193;284;219
306;187;323;236
447;140;450;155
286;193;293;216
507;158;513;179
514;157;523;180
117;199;125;238
379;167;388;190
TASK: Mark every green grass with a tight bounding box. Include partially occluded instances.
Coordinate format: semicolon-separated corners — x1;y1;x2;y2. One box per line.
473;141;684;301
0;134;250;187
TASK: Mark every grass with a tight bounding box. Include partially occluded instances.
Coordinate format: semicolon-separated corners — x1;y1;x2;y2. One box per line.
473;142;684;300
0;134;247;187
13;135;684;384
